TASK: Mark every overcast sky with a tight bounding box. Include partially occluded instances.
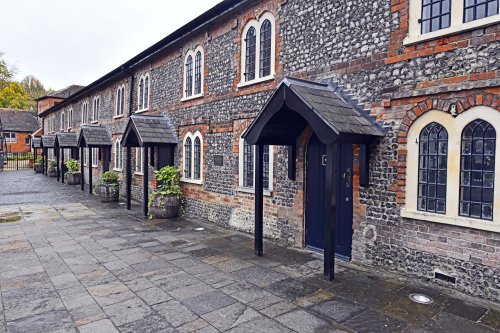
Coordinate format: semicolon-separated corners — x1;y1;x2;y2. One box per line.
0;0;223;91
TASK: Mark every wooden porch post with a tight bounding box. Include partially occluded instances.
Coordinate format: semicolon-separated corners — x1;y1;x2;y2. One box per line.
80;147;84;191
143;147;149;217
61;148;65;184
34;148;37;171
324;143;339;281
44;148;48;176
126;146;132;210
254;144;264;257
56;148;60;181
88;147;93;195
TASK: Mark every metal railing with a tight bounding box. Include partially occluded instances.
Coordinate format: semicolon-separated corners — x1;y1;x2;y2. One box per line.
0;152;34;171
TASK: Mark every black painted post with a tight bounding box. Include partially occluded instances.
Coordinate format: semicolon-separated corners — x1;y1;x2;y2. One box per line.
80;147;84;191
34;149;37;171
324;143;339;281
254;144;264;257
61;148;65;184
56;149;60;181
143;147;149;217
88;147;93;195
126;146;132;210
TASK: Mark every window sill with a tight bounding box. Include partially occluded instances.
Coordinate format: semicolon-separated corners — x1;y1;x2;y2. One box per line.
113;168;123;172
134;172;144;176
236;186;272;197
114;115;125;119
401;209;500;233
181;93;204;102
135;109;149;114
237;74;276;89
404;15;500;46
181;178;203;185
91;121;99;124
92;165;98;168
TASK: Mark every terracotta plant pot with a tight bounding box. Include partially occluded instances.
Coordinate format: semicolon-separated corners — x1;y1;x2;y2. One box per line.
66;173;81;185
97;184;119;203
152;194;180;219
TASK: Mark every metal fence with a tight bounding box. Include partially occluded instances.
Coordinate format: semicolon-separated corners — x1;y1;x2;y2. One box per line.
0;152;34;171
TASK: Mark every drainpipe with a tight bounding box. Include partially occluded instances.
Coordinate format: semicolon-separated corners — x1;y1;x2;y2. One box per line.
124;67;134;210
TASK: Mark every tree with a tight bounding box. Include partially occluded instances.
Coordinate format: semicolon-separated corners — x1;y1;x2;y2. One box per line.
0;82;31;109
20;75;49;100
0;51;15;91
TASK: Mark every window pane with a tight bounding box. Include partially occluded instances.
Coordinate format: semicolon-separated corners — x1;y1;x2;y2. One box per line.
243;141;254;187
194;137;201;180
194;52;202;95
184;137;192;179
259;20;272;78
245;27;256;81
421;0;451;33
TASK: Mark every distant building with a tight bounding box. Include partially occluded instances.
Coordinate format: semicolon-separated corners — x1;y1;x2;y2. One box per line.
0;108;39;153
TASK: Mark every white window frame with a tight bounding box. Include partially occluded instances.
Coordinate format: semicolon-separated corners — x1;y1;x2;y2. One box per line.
5;132;16;143
82;101;89;125
238;12;276;88
136;73;150;113
135;147;144;174
237;137;273;195
402;106;500;233
114;138;123;171
92;96;100;123
181;131;204;184
182;46;205;101
91;148;98;168
83;148;88;166
115;85;126;118
60;112;65;131
68;108;73;129
405;0;500;45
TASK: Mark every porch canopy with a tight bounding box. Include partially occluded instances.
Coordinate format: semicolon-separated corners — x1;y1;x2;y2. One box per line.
121;114;178;216
243;77;384;281
55;132;79;183
41;135;56;177
77;126;113;194
32;137;42;173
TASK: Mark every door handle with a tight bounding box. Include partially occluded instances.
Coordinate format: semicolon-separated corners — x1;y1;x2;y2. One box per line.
343;168;351;188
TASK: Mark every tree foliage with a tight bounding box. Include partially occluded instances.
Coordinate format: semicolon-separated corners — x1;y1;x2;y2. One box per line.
0;51;15;91
20;75;49;100
0;82;32;109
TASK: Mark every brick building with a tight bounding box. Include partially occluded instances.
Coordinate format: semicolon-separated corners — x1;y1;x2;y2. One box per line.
38;0;500;301
0;108;39;153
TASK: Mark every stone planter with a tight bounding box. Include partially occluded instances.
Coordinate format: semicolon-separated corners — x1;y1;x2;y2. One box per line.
34;164;43;174
151;194;180;219
66;173;81;185
48;169;57;178
96;184;119;203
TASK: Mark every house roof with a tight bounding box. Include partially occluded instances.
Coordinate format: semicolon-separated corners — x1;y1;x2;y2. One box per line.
243;77;385;145
55;132;79;148
0;108;39;133
41;135;56;148
78;126;112;147
121;115;178;147
35;85;85;101
38;0;247;118
32;137;42;148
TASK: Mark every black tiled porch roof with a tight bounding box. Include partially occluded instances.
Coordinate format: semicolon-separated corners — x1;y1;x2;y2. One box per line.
122;114;178;147
41;135;56;148
78;126;112;147
32;137;42;148
55;132;79;148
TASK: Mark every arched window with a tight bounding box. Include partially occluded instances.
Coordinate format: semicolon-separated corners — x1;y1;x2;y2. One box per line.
144;76;149;109
185;55;193;98
60;112;65;130
116;86;125;116
68;108;73;128
418;122;448;214
245;27;257;82
460;119;496;220
92;96;100;122
194;51;202;95
184;137;192;179
260;20;272;78
82;102;88;124
114;139;123;170
194;136;201;180
139;78;144;109
137;74;150;111
240;138;272;191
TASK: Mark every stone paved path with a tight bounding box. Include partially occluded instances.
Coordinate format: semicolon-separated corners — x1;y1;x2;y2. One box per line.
0;171;500;332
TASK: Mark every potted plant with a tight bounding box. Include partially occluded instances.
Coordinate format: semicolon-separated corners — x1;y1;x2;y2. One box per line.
48;160;58;178
96;171;119;202
148;166;183;219
34;156;44;173
65;159;81;185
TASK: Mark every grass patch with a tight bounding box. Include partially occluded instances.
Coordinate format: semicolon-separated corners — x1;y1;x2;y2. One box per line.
0;214;22;223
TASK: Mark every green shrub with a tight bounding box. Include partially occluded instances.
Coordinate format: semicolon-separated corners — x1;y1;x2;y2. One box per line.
154;166;183;198
48;160;57;171
100;171;119;185
36;156;44;164
65;159;80;175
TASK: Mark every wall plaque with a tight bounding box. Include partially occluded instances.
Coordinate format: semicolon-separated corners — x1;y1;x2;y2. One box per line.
214;155;224;166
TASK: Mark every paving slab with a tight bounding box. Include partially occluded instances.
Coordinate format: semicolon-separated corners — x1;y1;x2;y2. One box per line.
78;319;119;333
181;290;237;315
201;302;261;331
310;298;367;323
424;312;496;333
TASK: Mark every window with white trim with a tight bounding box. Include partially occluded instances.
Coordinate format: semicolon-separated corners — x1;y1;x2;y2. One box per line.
114;139;123;171
116;85;125;117
92;148;98;168
239;12;276;86
403;106;500;232
238;137;273;191
5;132;16;143
60;112;65;130
68;108;73;129
135;147;144;173
82;102;88;124
92;97;100;122
182;132;203;182
405;0;500;44
183;46;204;100
137;74;150;112
83;149;88;166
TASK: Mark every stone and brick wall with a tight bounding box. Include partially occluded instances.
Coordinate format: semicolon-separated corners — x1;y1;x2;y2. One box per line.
5;132;31;153
39;0;500;301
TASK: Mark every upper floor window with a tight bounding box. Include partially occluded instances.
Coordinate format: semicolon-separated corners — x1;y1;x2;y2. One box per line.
238;137;273;192
92;97;100;122
114;139;123;171
183;46;204;100
239;12;276;87
68;108;73;128
182;132;203;183
138;74;150;112
60;112;66;130
406;0;500;44
116;85;125;117
82;102;88;124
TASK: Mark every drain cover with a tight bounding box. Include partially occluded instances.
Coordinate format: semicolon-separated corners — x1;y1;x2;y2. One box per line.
409;293;433;304
194;228;205;231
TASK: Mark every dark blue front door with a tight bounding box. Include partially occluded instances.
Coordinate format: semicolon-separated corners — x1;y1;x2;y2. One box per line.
305;134;353;260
